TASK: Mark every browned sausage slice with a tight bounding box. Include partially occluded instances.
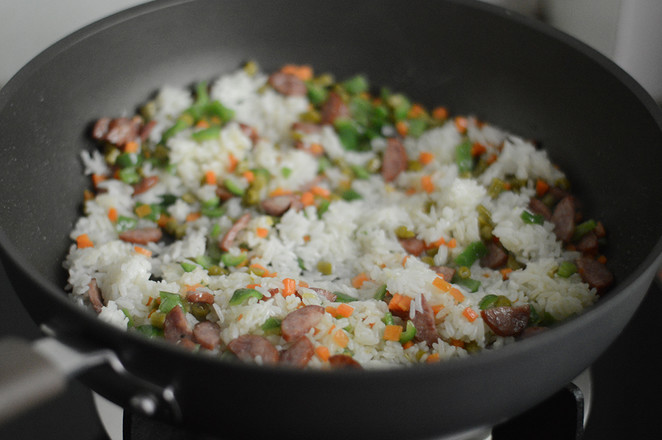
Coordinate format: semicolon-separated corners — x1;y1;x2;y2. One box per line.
192;321;221;350
280;336;315;368
481;305;530;337
260;195;301;217
186;290;215;304
328;354;362;369
92;117;110;140
430;266;456;282
480;240;508;269
88;278;104;313
268;72;307;96
227;335;280;364
399;237;426;256
528;197;551;221
132;175;159;195
219;213;251;251
281;305;325;342
320;92;350;125
164;305;192;343
551;196;576;242
292;121;322;134
576;255;614;294
381;138;408;183
309;287;337;302
119;227;163;245
105;116;141;146
411;295;439;347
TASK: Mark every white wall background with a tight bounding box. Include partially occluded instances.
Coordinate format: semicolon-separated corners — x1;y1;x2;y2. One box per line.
1;0;661;102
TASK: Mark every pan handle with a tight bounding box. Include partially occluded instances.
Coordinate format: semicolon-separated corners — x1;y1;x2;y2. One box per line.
0;334;181;426
0;337;67;424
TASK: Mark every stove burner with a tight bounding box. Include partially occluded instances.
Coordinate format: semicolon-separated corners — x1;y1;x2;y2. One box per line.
95;370;591;440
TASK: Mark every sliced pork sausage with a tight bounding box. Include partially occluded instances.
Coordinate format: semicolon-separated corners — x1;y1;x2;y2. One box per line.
227;335;280;364
186;290;215;304
320;92;350;125
164;305;192;343
399;237;426;256
328;354;362;369
480;240;508;269
260;194;301;217
87;278;104;313
381;138;408;183
119;227;163;244
551;196;576;242
481;305;530;337
192;321;221;350
132;175;159;195
281;305;325;342
219;213;251;251
411;295;439;347
268;72;307;96
576;255;614;294
280;336;315;368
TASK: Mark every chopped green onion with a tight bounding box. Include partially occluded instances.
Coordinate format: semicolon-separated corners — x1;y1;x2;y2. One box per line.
261;317;282;335
118;167;141;184
115;152;139;168
281;167;292;178
454;277;481;293
334;119;361;151
116;216;138;232
399;321;417;344
342;74;369;95
205;100;235;122
306;82;328;105
382;311;394;325
223;178;245;196
221;253;246;267
557;261;577;278
341;188;362;201
573;219;597;241
192;126;221;143
373;284;388;301
454;241;488;267
229;288;263;306
135;325;163;338
455;140;474;174
350;164;371;180
159;291;183;314
479;294;499;310
180;261;197;272
521;210;544;225
333;291;357;303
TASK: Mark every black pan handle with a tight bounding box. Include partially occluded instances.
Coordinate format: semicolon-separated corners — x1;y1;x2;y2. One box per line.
0;334;182;426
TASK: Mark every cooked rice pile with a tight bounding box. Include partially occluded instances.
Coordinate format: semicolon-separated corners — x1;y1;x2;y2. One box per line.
64;63;603;369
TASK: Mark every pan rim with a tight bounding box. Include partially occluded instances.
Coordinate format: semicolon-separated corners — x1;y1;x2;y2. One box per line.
0;0;661;378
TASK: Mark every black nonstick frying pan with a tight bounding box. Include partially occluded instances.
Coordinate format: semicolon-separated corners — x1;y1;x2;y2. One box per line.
1;1;661;439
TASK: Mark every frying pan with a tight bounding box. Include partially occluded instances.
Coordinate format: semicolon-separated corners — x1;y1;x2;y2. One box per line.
1;0;661;438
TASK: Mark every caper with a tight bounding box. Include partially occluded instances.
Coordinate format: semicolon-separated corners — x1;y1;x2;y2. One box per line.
150;311;166;329
395;225;415;239
317;261;333;275
190;303;211;321
457;266;471;279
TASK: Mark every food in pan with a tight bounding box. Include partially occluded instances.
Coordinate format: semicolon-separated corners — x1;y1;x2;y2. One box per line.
65;63;613;368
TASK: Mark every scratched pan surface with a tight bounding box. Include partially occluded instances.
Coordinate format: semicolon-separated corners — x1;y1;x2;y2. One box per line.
1;0;662;438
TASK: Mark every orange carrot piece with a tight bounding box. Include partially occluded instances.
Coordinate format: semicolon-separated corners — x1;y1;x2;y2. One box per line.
242;170;255;183
500;268;513;280
107;207;118;222
336;303;354;318
471;142;487;157
282;278;296;297
407;103;425;118
300;191;315;207
426;353;440;363
227;153;238;172
432;106;448;121
388;293;412;315
402;340;414;350
310;186;331;198
448;287;465;304
418;151;435;165
536;178;550;197
462;307;478;322
246;283;261;289
431;303;445;316
395;120;409;137
186;212;201;222
432;277;451;293
351;272;369;289
134;246;152;257
309;143;325;156
124;141;139;153
256;227;269;238
195;119;210;129
91;173;106;188
333;329;349;348
454;116;468;133
204;170;217;185
268;187;293;197
421;175;435;193
76;233;94;249
280;64;313;81
315;345;330;361
325;306;338;316
298;280;309;288
383;325;403;342
447;238;457;248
